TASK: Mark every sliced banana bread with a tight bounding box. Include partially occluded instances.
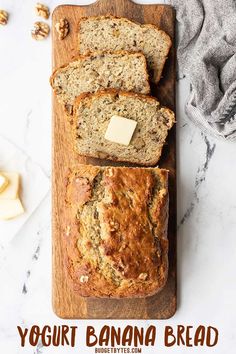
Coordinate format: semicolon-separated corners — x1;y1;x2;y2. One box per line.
50;51;150;114
74;90;175;166
78;15;172;84
65;165;169;298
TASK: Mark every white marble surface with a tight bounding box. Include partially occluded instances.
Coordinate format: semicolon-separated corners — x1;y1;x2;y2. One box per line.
0;1;236;353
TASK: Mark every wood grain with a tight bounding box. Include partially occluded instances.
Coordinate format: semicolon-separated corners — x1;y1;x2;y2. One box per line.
52;0;176;319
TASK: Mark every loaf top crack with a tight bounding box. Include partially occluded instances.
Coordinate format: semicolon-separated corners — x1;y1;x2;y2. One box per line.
78;15;172;83
50;51;150;114
65;165;169;298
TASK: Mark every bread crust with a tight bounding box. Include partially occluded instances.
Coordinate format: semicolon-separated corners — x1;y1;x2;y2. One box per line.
64;165;169;298
73;89;175;166
78;15;172;83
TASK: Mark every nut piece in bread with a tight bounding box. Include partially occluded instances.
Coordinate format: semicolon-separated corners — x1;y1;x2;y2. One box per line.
35;3;50;20
31;21;50;40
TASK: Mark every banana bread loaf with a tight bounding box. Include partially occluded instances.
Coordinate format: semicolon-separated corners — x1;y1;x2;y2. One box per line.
74;90;175;166
78;15;172;83
50;51;150;114
64;165;169;298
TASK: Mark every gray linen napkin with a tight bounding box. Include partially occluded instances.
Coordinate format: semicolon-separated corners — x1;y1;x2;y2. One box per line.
170;0;236;140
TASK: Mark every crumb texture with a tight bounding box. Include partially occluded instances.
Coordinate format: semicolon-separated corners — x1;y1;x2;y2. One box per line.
35;3;50;19
65;165;169;298
75;90;175;165
50;52;150;112
78;16;172;83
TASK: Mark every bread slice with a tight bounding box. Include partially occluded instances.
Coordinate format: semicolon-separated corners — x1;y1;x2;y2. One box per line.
78;15;172;84
74;90;175;166
65;165;169;298
50;51;150;114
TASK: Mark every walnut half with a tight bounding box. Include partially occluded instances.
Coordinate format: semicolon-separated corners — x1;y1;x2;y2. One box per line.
55;18;70;40
35;3;50;20
31;21;50;40
0;10;8;25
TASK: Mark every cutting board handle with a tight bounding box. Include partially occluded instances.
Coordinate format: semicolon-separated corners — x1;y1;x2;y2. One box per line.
94;0;135;5
87;0;144;17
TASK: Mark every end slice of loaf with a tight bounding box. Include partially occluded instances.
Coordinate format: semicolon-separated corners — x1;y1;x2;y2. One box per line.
65;165;169;298
50;51;150;114
78;15;172;84
74;90;175;166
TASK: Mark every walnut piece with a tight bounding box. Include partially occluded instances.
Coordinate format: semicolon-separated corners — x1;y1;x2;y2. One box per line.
31;22;50;40
55;18;70;40
35;3;50;19
0;10;8;25
109;220;119;232
80;275;89;283
112;29;120;37
65;103;73;115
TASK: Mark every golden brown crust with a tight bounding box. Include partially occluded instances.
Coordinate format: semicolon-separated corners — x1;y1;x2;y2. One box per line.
78;15;172;83
64;165;169;298
72;89;175;166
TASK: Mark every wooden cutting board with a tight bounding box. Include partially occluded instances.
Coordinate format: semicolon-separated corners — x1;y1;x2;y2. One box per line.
52;0;176;319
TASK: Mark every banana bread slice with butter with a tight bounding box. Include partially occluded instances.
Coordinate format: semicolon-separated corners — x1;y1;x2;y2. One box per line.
65;165;169;298
74;90;175;166
78;15;172;83
50;51;150;114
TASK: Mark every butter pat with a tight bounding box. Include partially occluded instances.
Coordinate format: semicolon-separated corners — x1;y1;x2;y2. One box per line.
0;172;20;200
105;115;137;146
0;199;24;220
0;173;9;193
